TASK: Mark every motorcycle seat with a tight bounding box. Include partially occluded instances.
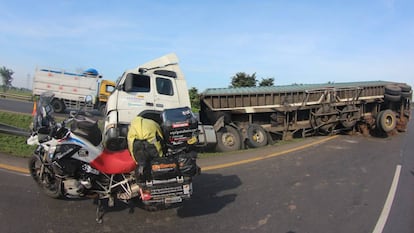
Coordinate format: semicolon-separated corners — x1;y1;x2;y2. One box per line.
90;149;137;174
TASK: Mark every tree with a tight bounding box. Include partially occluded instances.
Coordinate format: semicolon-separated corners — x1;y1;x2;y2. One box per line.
230;72;257;88
188;87;200;113
259;77;274;86
0;66;14;92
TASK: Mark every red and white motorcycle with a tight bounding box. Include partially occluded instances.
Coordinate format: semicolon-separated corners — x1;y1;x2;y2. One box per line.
27;93;199;223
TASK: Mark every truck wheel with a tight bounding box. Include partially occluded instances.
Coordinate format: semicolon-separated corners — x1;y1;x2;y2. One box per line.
384;85;401;96
377;110;396;133
398;84;412;93
51;99;65;113
401;91;412;98
340;106;359;128
384;93;401;102
313;106;337;133
215;126;241;152
246;124;268;148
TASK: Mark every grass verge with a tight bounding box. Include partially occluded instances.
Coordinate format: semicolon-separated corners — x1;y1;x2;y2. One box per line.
0;111;35;157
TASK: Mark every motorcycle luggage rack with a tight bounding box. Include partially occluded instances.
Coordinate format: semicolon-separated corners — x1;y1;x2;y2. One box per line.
146;176;184;186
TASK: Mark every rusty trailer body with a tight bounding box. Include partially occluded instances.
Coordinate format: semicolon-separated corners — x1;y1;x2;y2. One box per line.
199;81;412;152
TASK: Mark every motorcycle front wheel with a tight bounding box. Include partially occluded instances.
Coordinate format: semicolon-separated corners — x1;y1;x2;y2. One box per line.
28;155;62;198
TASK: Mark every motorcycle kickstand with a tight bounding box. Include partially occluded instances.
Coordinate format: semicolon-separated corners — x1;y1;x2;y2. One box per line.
95;198;104;224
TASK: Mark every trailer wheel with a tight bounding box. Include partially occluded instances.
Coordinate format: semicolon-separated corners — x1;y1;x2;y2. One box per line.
313;106;337;133
384;93;401;102
384;85;401;96
51;99;65;113
215;126;241;152
401;90;412;98
377;110;396;133
340;106;359;128
398;84;412;93
246;124;268;148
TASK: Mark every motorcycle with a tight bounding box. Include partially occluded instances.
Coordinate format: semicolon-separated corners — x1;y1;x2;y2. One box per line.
27;94;199;223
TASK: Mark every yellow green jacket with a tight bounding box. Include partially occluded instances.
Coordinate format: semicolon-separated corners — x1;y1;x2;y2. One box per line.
127;116;164;160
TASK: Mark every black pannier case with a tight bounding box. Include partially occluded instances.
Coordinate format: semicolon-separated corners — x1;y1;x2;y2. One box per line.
160;107;198;151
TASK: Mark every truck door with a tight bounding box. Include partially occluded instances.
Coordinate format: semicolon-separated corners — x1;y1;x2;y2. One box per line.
154;76;180;111
118;73;156;123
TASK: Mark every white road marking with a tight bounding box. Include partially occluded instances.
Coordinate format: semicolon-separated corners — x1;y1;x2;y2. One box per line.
372;165;402;233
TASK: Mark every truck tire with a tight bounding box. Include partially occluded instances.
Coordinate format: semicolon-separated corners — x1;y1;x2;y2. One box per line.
215;126;241;152
384;85;401;96
401;91;412;98
377;110;396;133
51;99;65;113
384;93;401;102
246;124;268;148
340;106;359;129
313;106;337;133
398;84;412;93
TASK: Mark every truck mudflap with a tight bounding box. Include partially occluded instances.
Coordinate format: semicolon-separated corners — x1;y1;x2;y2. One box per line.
141;177;192;205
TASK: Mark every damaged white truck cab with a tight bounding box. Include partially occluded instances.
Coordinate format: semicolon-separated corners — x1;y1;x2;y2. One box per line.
104;54;193;150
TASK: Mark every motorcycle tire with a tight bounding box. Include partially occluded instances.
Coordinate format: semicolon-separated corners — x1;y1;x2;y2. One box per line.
29;155;62;199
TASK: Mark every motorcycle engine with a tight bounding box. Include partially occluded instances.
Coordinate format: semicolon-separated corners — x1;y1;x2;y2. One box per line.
62;179;84;197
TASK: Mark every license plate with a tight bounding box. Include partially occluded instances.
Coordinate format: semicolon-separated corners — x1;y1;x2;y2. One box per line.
165;196;182;204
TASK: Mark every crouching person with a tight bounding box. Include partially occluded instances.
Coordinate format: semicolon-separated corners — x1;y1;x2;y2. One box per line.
127;116;164;183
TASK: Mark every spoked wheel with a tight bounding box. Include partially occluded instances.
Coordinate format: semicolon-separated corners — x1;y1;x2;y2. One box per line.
28;155;62;198
312;106;338;133
340;106;360;129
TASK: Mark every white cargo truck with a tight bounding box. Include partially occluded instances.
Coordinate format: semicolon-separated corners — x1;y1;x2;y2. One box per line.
33;68;115;113
104;54;217;150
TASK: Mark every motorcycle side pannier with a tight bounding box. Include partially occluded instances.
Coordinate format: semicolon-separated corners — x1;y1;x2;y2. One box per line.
160;107;198;152
177;151;199;177
151;156;179;180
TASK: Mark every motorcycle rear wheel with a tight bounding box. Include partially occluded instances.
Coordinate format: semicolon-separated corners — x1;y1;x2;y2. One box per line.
29;155;62;198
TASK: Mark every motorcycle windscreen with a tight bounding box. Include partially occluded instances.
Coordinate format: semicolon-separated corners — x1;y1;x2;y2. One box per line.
90;149;136;174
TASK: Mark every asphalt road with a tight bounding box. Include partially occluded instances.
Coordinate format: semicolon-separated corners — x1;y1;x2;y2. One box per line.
0;98;33;114
1;122;413;233
1;97;413;233
0;98;102;118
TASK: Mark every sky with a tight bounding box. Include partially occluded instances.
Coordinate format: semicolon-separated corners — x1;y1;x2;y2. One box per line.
1;0;413;92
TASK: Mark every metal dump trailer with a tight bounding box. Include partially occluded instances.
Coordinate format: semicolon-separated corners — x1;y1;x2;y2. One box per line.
199;81;412;152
